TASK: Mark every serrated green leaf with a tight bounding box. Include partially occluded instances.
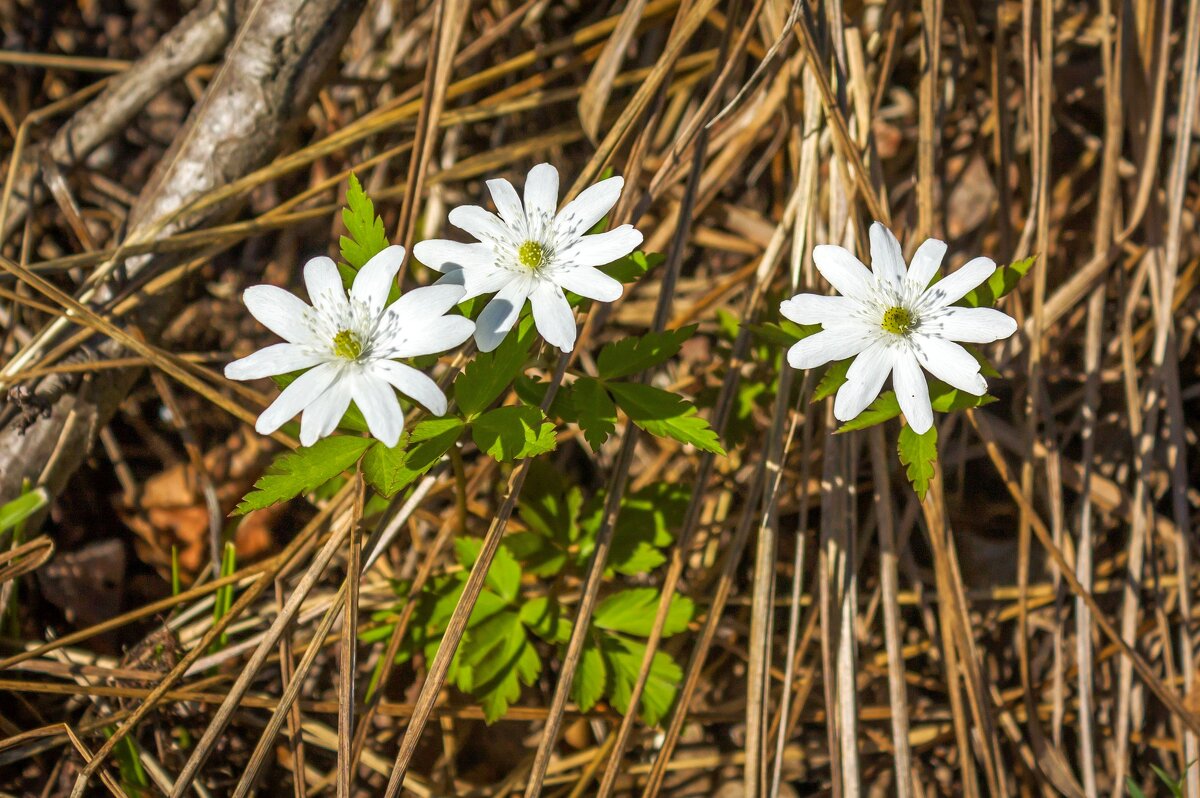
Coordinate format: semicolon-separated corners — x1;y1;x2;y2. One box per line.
596;326;696;380
601;251;663;284
454;610;536;722
471;405;557;462
571;638;607;713
812;358;852;402
959;255;1036;308
748;320;820;348
454;537;522;604
593;588;694;637
361;418;464;498
519;596;571;643
340;174;391;270
235;437;373;514
455;319;536;416
578;482;686;576
898;424;938;500
606;382;724;455
599;634;682;726
514;375;577;423
570;377;617;450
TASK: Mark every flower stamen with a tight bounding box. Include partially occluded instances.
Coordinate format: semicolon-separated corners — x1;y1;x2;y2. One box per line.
518;240;547;270
332;329;364;360
880;306;915;335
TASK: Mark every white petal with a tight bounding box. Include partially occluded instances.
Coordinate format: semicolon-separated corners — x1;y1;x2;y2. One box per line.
555;175;623;240
833;342;895;422
475;278;532;352
300;382;352;446
352;372;404;447
868;222;906;288
413;240;496;273
381;283;467;327
557;225;642;267
486;177;525;229
524;163;560;222
923;306;1018;343
449;205;514;244
553;265;624;302
907;238;947;289
303;256;347;310
387;317;476;358
779;293;857;325
892;352;933;434
786;328;874;370
242;285;316;344
812;245;876;303
530;281;577;352
919;256;995;308
439;266;513;301
225;343;325;381
372;359;448;416
912;335;987;395
255;362;341;436
352;245;404;314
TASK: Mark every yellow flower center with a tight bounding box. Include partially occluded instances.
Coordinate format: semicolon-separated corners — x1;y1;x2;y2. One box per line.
518;240;547;270
880;306;915;335
332;329;363;360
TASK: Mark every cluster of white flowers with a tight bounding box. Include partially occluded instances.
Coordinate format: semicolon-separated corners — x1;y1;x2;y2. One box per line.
227;163;1016;447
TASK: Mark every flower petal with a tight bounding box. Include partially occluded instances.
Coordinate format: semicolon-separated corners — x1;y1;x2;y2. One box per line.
923;306;1018;343
300;382;352;446
813;245;875;303
243;285;317;344
779;293;857;326
786;328;874;370
351;372;404;447
449;204;514;245
530;281;576;352
382;283;467;327
225;343;326;381
413;240;496;273
868;222;906;288
833;342;894;422
475;278;533;352
352;245;404;314
556;225;642;267
553;265;624;302
486;177;525;229
303;256;347;311
387;316;476;358
919;256;995;308
892;351;933;433
912;334;987;395
255;362;341;435
372;359;448;416
524;163;560;222
906;238;947;289
555;175;623;241
442;266;515;301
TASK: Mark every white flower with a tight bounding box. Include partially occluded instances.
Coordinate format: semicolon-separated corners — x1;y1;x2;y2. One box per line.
225;246;475;447
780;222;1018;434
413;163;642;353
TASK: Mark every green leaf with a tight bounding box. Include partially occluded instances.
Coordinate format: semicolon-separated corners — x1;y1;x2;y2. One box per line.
812;359;852;402
898;424;938;500
606;382;724;455
601;251;663;284
235;437;373;514
579;482;688;576
514;376;578;423
361;418;464;498
454;610;539;723
1151;765;1186;798
454;537;522;604
519;596;571;644
1125;779;1148;798
571;638;608;713
593;588;694;637
0;487;48;532
596;326;696;380
340;173;391;271
599;634;683;726
959;255;1036;308
747;320;820;348
471;406;557;462
570;377;618;450
455;320;536;416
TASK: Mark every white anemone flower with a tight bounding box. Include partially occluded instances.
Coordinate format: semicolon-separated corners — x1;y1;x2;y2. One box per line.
413;162;642;353
225;245;475;447
780;222;1018;434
